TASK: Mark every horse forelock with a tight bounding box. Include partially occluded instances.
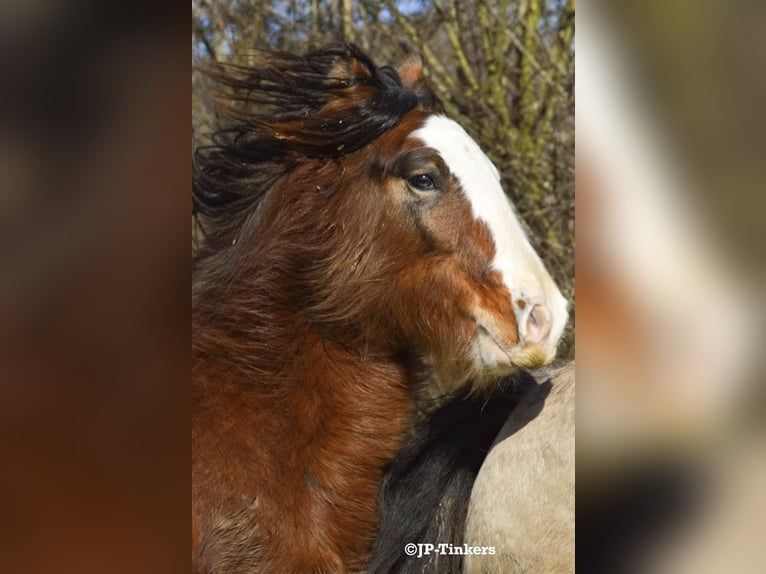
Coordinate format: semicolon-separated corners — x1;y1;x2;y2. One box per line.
193;43;440;255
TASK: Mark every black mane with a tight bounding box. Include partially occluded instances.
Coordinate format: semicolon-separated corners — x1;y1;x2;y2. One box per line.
192;43;423;252
368;371;542;573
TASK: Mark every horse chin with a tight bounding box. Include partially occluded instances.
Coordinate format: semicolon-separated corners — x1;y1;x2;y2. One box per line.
509;345;557;370
473;324;557;381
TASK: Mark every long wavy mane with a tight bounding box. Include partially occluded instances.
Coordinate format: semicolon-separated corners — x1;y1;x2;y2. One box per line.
193;43;427;254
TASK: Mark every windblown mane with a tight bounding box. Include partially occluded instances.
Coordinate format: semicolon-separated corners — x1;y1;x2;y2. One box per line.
193;43;428;254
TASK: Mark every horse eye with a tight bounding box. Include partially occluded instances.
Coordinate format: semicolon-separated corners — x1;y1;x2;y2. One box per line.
407;174;437;192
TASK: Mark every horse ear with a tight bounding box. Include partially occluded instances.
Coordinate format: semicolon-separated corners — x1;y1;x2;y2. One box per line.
397;55;424;86
396;55;438;103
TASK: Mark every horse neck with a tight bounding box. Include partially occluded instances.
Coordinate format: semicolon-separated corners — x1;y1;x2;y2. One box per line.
193;266;412;420
192;297;414;570
192;164;416;461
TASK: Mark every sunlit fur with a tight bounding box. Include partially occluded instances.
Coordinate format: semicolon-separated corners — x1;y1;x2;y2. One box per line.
192;43;564;573
411;116;569;361
464;363;575;574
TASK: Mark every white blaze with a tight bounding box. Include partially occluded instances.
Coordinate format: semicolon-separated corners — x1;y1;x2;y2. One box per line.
411;115;568;351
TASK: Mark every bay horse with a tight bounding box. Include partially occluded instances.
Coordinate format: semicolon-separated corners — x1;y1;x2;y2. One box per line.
192;43;568;573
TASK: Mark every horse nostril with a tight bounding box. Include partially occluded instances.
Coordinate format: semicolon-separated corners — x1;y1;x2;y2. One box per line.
525;304;552;346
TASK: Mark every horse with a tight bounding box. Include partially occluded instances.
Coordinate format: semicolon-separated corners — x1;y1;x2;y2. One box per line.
367;369;540;573
464;362;575;574
191;43;568;573
367;363;574;574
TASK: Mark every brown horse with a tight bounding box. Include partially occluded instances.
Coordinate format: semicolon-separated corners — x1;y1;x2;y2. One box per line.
192;43;568;573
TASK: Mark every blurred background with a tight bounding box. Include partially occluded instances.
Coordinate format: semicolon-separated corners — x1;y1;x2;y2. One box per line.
0;1;189;572
577;0;765;572
0;0;764;572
